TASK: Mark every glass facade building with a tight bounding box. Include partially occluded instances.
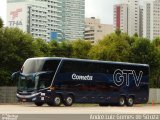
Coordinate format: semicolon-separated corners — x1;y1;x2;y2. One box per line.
61;0;85;40
7;0;85;41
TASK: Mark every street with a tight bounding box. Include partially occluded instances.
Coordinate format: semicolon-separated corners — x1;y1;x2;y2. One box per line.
0;104;159;114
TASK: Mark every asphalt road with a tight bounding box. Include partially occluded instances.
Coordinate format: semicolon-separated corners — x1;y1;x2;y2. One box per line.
0;104;159;114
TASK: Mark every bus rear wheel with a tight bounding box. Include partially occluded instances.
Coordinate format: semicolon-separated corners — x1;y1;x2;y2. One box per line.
34;102;44;106
118;96;126;106
126;97;134;106
64;95;74;106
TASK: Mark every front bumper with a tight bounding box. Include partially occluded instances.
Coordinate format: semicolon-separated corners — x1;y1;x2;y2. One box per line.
17;92;41;102
16;89;54;102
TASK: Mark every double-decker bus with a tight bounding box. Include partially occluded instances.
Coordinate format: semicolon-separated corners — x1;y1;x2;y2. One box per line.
12;57;149;107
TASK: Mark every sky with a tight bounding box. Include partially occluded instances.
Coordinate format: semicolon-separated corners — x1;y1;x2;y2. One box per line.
85;0;117;24
0;0;117;25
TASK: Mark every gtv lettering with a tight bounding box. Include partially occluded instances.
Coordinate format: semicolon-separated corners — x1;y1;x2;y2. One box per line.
113;69;143;87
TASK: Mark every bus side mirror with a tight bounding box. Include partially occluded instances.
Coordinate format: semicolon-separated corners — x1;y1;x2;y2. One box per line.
11;71;20;82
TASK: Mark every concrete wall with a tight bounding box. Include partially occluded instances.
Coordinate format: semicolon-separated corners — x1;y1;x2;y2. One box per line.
0;87;17;103
0;87;159;103
148;88;160;103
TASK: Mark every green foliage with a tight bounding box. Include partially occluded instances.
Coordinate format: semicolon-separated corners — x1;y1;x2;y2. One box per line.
0;17;3;28
72;40;91;59
89;33;130;62
49;40;73;57
133;33;138;37
33;38;51;57
0;27;36;86
115;28;121;35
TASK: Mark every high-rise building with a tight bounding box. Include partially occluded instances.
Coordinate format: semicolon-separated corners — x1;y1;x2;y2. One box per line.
7;0;62;41
139;5;143;37
113;4;128;33
127;0;140;36
113;0;141;36
62;0;85;40
143;0;160;40
7;0;85;41
85;17;113;43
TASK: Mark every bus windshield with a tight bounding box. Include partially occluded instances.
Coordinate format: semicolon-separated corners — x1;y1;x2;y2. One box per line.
18;58;60;91
18;75;36;91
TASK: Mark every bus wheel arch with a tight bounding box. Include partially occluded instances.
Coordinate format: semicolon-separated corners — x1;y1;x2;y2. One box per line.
63;94;75;106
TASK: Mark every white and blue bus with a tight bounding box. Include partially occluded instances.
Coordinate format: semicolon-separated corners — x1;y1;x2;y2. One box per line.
12;57;149;107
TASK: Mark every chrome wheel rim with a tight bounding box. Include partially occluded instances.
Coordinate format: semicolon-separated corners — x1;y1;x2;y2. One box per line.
120;98;125;105
128;98;133;105
67;97;73;105
54;97;61;105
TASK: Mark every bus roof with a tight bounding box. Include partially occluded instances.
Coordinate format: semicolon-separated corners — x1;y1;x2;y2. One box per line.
27;57;149;67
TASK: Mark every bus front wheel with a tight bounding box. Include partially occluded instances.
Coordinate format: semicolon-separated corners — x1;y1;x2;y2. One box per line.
64;95;74;106
34;102;44;106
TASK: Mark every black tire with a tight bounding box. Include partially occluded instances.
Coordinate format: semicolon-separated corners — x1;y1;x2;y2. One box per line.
34;102;44;106
118;96;126;106
53;95;62;106
47;102;54;106
126;97;134;107
64;95;74;106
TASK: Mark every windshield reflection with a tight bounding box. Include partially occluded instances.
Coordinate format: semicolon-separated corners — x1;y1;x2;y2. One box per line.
18;75;36;92
17;72;54;92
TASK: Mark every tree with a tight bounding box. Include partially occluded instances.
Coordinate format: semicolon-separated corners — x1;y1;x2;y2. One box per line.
133;33;138;37
72;40;92;59
153;37;160;48
0;27;36;86
115;28;121;35
89;32;130;62
49;40;59;56
49;40;73;57
33;38;51;57
0;17;3;28
152;37;160;88
59;41;73;57
129;37;160;87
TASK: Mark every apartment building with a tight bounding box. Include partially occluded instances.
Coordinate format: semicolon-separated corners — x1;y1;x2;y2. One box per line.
85;17;113;43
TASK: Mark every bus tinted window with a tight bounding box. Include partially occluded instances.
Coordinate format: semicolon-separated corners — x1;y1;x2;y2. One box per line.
42;60;60;71
60;60;108;74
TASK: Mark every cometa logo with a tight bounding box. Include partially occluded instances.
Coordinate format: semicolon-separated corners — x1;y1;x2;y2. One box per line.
72;73;93;81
